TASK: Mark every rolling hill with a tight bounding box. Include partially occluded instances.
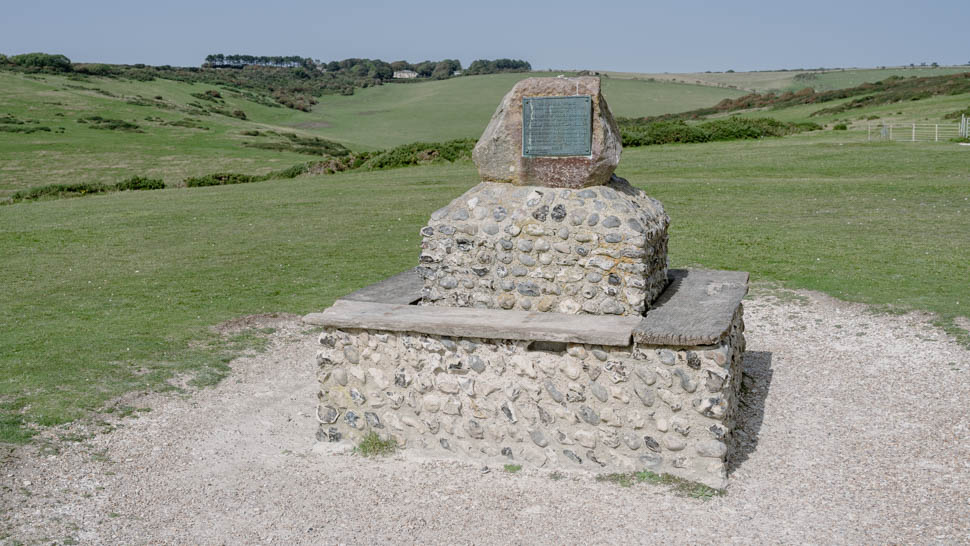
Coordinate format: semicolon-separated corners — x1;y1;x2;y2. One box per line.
0;70;744;197
604;66;970;92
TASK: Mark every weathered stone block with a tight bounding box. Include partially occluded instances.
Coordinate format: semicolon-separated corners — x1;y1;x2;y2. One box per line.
472;76;621;188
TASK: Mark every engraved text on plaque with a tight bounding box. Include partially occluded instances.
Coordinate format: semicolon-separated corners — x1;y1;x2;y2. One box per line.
522;95;592;157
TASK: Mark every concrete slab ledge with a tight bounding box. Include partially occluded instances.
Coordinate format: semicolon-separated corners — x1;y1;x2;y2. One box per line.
305;267;747;347
305;300;641;346
633;269;749;346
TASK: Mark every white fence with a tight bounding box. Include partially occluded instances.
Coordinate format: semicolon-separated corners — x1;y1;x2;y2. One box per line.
868;115;967;142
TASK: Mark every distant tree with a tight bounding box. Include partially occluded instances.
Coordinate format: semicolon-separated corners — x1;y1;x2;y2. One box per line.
0;53;7;65
431;59;461;79
414;61;436;77
464;58;530;75
931;62;939;68
390;60;412;72
9;52;72;71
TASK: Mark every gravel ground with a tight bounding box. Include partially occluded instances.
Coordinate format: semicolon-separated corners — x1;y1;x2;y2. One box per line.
2;290;969;545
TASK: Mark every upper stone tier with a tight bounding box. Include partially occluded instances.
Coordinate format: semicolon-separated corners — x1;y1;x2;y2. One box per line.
418;176;669;316
472;76;621;188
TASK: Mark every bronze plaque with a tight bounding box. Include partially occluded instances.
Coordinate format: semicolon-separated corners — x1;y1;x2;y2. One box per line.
522;95;592;157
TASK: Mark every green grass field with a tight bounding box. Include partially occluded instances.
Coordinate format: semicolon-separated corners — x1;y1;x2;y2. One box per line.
2;66;969;444
605;66;970;92
0;70;743;196
2;129;968;442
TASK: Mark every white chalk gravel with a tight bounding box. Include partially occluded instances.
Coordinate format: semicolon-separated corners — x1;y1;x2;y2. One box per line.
2;290;968;544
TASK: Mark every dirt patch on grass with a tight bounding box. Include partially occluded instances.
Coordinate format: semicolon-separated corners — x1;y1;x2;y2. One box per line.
210;312;302;335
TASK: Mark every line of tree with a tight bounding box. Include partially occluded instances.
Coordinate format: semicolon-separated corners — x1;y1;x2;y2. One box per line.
204;54;316;69
464;58;531;75
389;59;461;79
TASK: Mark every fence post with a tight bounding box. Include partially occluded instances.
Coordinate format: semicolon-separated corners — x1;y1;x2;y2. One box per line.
889;124;893;140
936;124;939;141
868;123;871;141
912;123;916;142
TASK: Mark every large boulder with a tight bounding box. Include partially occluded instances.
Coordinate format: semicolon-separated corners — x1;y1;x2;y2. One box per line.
472;76;621;188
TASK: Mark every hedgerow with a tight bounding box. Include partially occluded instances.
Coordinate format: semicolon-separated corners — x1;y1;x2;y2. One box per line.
617;117;821;146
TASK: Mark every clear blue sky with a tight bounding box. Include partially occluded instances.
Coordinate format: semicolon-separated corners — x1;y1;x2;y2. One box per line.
2;0;968;72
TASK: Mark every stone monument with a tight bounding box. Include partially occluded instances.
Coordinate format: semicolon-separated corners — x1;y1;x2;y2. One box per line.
305;77;748;489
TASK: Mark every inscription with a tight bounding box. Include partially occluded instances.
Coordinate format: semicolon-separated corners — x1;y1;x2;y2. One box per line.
522;95;592;157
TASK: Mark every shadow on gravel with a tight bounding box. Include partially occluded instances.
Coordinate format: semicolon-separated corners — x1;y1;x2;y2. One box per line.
728;350;773;475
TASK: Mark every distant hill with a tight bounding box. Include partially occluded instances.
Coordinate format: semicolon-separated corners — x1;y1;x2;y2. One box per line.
0;69;743;196
603;66;970;93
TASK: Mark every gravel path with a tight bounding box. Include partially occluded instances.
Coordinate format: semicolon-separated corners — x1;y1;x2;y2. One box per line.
2;290;968;544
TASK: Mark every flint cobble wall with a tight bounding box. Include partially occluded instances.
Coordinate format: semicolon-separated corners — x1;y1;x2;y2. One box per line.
314;306;744;489
418;177;669;316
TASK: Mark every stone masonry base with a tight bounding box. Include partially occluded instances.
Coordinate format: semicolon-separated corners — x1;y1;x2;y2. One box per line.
309;271;746;489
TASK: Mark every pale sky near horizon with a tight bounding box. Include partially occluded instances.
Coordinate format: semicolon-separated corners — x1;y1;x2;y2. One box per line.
2;0;968;73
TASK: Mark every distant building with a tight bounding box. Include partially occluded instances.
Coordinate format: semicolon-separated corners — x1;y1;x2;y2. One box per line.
393;70;418;79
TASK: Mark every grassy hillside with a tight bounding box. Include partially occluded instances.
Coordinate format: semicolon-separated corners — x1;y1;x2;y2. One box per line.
0;71;313;197
300;73;744;148
2;125;969;442
0;70;743;197
605;66;970;92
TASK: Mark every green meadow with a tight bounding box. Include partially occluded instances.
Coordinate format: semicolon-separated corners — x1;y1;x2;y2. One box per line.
1;68;969;443
0;70;743;196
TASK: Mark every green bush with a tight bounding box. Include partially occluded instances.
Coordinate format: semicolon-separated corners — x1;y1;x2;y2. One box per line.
81;116;143;132
833;123;848;130
115;176;165;191
9;52;72;71
184;173;260;187
362;138;475;170
619;120;709;146
0;125;51;134
9;182;110;202
617;117;821;147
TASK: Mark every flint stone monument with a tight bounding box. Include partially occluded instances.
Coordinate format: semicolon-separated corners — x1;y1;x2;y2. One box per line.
305;76;748;489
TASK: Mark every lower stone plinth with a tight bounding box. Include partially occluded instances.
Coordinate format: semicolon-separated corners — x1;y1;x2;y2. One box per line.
306;268;747;489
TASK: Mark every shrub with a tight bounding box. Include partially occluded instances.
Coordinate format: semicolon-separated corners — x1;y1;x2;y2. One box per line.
9;52;72;71
833;123;848;130
115;176;165;191
354;431;397;457
616;117;821;147
81;116;143;132
75;63;119;77
231;109;247;120
943;107;970;120
184;173;260;187
0;125;52;134
362;138;475;170
9;182;110;202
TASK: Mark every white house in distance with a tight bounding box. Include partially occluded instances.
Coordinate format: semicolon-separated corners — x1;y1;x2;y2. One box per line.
393;70;418;79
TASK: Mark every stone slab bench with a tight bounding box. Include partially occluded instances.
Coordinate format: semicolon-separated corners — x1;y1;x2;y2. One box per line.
304;268;748;489
306;268;748;348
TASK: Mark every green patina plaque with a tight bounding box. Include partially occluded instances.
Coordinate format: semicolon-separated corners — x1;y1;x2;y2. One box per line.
522;95;592;157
